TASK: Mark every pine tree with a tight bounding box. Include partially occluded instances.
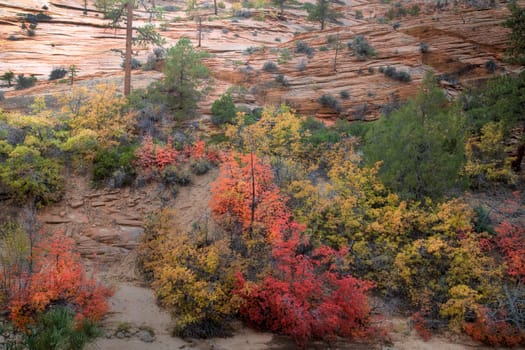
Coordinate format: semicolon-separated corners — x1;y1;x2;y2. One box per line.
503;0;525;64
364;73;465;200
162;38;210;119
306;0;342;30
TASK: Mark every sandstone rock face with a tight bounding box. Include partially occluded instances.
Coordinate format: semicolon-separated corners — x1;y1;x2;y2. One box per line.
35;167;219;281
1;0;521;122
36;174;153;275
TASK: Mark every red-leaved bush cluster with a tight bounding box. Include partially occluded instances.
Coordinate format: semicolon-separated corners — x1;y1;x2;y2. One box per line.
210;152;376;347
136;136;219;171
3;231;113;329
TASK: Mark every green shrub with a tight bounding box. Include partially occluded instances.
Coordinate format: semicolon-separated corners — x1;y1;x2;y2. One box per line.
243;46;258;55
143;54;157;71
163;5;180;11
278;48;292;64
191;159;212;175
161;165;178;185
49;67;67;81
295;40;315;57
317;94;341;112
473;205;494;234
419;42;429;53
176;169;192;185
339;90;350;99
23;13;52;22
349;35;376;60
382;66;411;82
262;61;278;72
121;58;142;70
153;47;165;59
211;93;236;126
232;8;252;17
485;59;497;73
408;4;420;15
355;10;363;19
301;117;340;146
24;306;101;350
92;145;137;187
275;74;290;86
15;74;36;90
161;166;192;186
0;146;64;205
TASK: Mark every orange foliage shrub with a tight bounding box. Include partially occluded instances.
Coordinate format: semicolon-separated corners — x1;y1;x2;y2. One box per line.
135;135;179;170
5;232;113;329
210;152;288;237
464;307;525;346
496;221;525;279
411;312;431;341
183;140;221;164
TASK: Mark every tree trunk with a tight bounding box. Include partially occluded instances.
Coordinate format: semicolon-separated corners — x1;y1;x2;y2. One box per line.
511;143;524;172
197;16;202;47
124;0;133;96
250;149;256;239
23;198;37;273
333;34;339;72
214;0;218;15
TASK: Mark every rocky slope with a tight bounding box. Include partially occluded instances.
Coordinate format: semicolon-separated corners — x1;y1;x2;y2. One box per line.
1;0;523;121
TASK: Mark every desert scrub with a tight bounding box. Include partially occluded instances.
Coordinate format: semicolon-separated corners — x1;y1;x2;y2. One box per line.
349;35;376;60
262;61;278;72
317;94;341;112
295;40;315;57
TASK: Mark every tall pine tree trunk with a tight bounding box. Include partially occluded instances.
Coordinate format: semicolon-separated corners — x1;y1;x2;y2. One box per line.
124;0;133;96
250;149;256;239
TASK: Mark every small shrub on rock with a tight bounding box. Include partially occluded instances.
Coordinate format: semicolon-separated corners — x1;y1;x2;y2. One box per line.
262;61;278;72
382;66;411;82
295;40;315;57
49;67;67;81
349;35;376;60
15;74;36;90
485;59;497;73
191;158;212;175
317;94;341;112
420;42;429;53
275;74;290;86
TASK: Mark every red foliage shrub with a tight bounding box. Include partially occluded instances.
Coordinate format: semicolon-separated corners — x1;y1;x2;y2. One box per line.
464;307;525;346
235;225;375;347
495;221;525;279
136;135;178;170
183;140;220;164
6;232;113;329
210;151;375;347
210;152;288;236
411;312;431;341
